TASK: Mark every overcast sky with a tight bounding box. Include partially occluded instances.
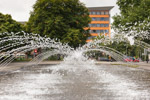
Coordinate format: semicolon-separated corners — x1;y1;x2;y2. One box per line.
0;0;120;23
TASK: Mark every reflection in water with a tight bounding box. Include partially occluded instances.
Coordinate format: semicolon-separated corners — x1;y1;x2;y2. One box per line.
0;64;150;100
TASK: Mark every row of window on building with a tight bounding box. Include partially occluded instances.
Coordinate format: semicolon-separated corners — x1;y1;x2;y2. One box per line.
90;30;109;33
92;17;109;21
87;34;109;40
87;36;96;40
89;11;109;15
89;24;109;27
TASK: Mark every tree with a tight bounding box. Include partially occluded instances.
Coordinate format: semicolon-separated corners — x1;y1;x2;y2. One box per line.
112;0;150;43
96;34;142;58
26;0;91;48
0;12;23;33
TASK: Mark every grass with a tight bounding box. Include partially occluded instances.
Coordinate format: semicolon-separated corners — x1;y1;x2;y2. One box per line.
111;63;139;68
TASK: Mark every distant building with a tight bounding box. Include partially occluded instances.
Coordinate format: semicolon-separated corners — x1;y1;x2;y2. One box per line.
86;6;114;42
17;6;114;43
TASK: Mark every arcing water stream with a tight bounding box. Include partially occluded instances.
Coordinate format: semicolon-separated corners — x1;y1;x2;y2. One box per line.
0;32;150;99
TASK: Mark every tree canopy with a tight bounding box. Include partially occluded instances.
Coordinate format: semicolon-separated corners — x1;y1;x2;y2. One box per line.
26;0;91;48
112;0;150;43
0;12;23;33
96;34;142;59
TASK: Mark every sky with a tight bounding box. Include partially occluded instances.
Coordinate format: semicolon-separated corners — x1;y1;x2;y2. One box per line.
0;0;120;23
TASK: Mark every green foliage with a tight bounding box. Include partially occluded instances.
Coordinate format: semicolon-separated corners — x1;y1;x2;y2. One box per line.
26;0;91;48
46;54;63;61
107;41;129;55
61;29;88;48
14;58;31;62
96;34;142;58
107;41;142;58
111;63;139;68
112;0;150;43
0;12;23;33
113;0;150;27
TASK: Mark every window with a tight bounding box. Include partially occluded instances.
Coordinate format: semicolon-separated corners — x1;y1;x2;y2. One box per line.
93;12;96;15
91;12;94;15
104;24;109;27
101;11;104;15
100;30;104;33
96;18;100;21
97;24;100;27
90;24;109;27
104;24;107;27
93;30;96;33
102;24;105;27
93;24;96;27
94;30;97;33
104;30;109;33
88;36;95;40
96;30;100;33
100;17;104;21
92;17;96;21
97;12;100;15
104;18;109;21
105;11;109;15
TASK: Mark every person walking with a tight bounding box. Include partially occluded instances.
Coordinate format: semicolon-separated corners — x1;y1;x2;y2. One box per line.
132;56;135;62
146;55;149;63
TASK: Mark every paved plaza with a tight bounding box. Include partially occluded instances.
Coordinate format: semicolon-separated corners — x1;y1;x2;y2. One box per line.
0;61;149;74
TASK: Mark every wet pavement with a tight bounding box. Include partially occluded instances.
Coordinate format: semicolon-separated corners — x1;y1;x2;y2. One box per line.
0;64;150;100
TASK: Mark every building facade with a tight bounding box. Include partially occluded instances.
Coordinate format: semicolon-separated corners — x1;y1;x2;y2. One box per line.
86;6;114;42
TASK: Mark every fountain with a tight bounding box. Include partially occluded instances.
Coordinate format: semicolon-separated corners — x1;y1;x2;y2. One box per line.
0;32;150;99
0;32;128;69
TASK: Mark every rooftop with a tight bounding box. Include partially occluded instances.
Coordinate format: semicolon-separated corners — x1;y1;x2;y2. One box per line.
88;6;114;11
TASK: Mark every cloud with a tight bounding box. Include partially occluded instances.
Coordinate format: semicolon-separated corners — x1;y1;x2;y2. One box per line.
80;0;120;23
0;0;120;22
0;0;36;21
80;0;115;6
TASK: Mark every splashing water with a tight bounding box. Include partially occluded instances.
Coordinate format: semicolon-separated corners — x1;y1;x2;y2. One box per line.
0;32;150;99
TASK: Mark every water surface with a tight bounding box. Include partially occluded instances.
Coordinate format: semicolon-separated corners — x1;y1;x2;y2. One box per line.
0;64;150;100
